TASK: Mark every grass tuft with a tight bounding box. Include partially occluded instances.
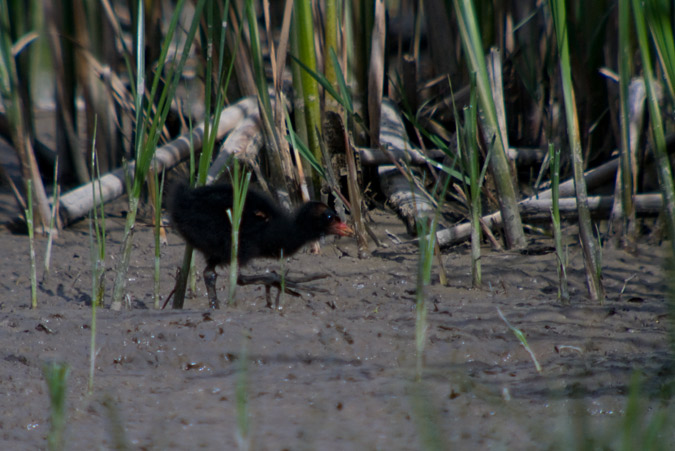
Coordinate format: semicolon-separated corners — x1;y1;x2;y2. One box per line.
43;361;69;451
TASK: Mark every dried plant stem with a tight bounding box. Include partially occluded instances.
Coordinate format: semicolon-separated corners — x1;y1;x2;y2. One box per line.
368;0;386;149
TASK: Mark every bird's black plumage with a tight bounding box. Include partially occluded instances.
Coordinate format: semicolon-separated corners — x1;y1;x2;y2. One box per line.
169;182;353;308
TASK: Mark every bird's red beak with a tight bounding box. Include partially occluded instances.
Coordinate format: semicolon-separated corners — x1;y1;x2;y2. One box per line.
329;220;355;237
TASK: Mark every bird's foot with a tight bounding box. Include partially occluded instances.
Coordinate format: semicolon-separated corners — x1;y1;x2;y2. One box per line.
237;272;331;309
203;265;220;309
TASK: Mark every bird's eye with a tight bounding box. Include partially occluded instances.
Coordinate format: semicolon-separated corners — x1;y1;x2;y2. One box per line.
324;211;334;221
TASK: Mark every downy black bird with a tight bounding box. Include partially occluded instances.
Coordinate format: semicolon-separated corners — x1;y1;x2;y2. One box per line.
170;183;354;308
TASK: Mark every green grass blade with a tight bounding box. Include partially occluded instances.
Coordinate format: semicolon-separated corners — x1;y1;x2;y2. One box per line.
43;361;69;451
497;307;541;373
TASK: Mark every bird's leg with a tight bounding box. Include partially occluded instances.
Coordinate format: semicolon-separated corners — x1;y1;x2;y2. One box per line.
265;285;272;308
203;265;220;309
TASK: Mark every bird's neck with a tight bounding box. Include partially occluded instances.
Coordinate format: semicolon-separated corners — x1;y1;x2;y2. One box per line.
256;214;314;258
281;215;317;254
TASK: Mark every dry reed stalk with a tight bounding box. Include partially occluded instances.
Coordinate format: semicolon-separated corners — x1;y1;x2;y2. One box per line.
367;0;386;150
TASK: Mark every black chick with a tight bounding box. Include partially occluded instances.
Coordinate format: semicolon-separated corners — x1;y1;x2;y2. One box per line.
170;183;354;308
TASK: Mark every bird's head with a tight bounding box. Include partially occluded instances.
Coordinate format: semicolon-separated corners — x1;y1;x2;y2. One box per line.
297;202;355;238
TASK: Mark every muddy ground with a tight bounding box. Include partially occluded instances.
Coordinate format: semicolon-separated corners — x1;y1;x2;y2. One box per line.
0;187;674;450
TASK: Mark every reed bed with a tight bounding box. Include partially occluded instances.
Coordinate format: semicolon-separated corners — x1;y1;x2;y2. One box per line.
1;0;674;448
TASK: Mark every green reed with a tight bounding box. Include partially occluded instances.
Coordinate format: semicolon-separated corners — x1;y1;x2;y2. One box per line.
88;118;106;392
294;0;323;176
